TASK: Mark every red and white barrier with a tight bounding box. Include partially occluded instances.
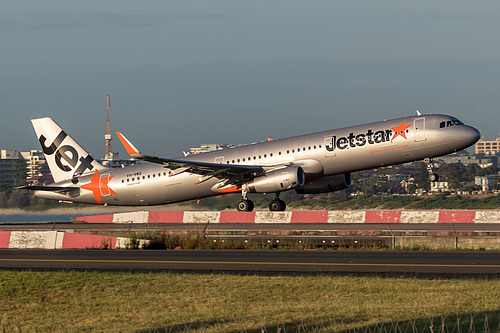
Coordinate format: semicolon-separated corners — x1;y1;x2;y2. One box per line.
76;210;500;224
0;231;146;249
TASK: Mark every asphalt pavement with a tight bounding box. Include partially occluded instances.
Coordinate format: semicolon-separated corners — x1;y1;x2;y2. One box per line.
1;249;499;278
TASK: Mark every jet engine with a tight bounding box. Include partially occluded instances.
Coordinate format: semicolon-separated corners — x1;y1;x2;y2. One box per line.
245;166;305;193
295;173;351;194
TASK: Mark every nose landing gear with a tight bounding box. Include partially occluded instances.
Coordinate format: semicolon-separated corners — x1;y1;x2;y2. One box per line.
425;158;439;182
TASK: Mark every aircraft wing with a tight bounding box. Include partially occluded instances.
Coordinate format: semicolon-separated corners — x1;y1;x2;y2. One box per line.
116;132;265;185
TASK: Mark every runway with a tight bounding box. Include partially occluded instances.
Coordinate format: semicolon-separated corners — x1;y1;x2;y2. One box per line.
1;249;500;277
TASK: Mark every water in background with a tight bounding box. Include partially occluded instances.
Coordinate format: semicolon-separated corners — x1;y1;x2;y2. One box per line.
0;205;184;223
0;214;75;223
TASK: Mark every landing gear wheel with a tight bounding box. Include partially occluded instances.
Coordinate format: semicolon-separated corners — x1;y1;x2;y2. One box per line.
237;199;254;212
425;158;439;183
429;173;439;182
269;199;286;211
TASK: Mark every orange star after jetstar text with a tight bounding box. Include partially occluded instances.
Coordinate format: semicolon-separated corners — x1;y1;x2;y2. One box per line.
390;121;412;141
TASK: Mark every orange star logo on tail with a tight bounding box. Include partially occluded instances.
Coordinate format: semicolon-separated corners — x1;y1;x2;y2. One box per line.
81;170;117;204
390;121;412;141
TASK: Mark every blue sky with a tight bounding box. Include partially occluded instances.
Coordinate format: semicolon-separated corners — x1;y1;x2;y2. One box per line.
1;1;500;158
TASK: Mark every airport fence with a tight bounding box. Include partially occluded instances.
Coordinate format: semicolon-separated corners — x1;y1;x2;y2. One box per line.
2;312;500;333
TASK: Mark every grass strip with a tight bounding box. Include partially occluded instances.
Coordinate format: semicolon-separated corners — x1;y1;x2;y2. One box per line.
1;271;500;332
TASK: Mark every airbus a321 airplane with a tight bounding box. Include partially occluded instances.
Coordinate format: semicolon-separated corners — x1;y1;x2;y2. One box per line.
21;113;480;211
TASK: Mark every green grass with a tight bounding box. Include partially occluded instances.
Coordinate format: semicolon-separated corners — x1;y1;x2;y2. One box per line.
1;271;500;332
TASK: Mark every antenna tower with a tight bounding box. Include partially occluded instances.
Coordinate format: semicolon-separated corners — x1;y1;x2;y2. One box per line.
105;95;112;159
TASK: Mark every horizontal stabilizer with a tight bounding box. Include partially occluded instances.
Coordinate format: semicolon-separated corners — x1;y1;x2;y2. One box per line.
18;185;79;193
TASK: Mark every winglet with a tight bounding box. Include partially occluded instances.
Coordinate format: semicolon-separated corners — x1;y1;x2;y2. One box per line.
116;132;141;156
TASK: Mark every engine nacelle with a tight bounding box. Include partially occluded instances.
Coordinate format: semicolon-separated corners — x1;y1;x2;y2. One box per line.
295;173;351;194
245;166;305;193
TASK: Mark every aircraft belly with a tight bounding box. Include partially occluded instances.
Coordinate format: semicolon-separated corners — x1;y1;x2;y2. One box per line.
164;174;216;204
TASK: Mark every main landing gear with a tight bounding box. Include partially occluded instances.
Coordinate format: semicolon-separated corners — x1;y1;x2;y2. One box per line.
424;158;439;182
237;186;254;212
237;198;254;212
268;193;286;211
236;190;286;212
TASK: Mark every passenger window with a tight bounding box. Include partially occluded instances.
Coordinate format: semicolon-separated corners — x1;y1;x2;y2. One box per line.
447;121;453;127
440;122;445;128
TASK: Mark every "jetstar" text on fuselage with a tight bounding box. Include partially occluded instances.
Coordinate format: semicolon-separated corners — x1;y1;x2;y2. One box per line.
325;121;412;152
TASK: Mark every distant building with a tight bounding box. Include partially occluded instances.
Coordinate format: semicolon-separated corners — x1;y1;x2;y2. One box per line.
187;143;232;155
384;171;414;190
475;137;500;154
21;150;48;178
20;150;52;185
99;152;137;168
475;174;499;193
0;150;25;188
430;181;450;192
1;150;22;159
436;154;497;169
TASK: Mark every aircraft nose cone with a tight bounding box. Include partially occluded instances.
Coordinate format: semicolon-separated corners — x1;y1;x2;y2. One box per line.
471;126;481;143
458;126;481;149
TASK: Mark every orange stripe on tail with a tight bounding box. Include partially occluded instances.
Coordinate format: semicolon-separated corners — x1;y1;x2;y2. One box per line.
116;132;140;155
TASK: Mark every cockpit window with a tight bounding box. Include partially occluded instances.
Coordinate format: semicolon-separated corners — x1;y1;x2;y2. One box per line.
440;118;464;128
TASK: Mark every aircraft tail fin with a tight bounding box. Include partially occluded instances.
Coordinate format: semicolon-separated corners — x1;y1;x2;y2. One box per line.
31;117;107;183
